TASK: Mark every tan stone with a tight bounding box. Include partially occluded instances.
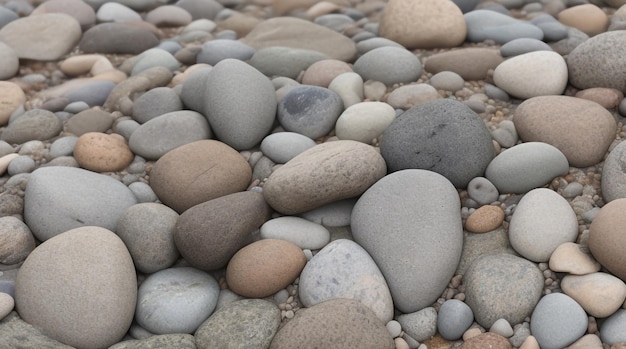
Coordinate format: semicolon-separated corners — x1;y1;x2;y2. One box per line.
565;334;603;349
589;198;626;281
386;83;441;109
60;54;116;76
605;0;626;7
561;272;626;318
0;82;25;126
519;335;540;349
74;132;134;173
171;64;211;86
149;140;252;213
301;59;353;87
424;48;503;81
263;140;386;215
549;242;601;275
465;205;505;233
461;332;512;349
0;292;14;320
216;12;262;38
226;239;306;298
462;327;483;341
272;0;349;15
379;0;466;49
575;87;623;109
0;153;18;176
306;1;342;19
513;95;616;167
558;4;608;36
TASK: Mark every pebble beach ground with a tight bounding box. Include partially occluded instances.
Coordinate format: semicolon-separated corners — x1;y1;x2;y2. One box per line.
2;0;626;348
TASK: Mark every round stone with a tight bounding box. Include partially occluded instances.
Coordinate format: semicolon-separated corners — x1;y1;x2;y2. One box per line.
437;299;474;341
135;267;220;334
493;51;567;99
600;309;626;345
467;177;499;205
568;31;626;93
1;109;62;145
353;46;422;86
530;293;588;349
561;272;626;318
259;132;316;164
0;216;35;265
226;239;307;298
465;205;505;233
589;198;626;281
15;226;136;349
74;132;134;172
335;101;396;144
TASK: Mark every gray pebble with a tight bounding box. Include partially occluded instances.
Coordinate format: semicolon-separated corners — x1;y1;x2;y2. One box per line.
429;71;465;92
260;132;316;164
490;318;514;337
484;83;510;102
530;14;569;42
353;46;422;86
0;41;18;79
356;37;404;55
313;13;355;32
131;48;180;76
396;307;437;342
530;293;587;349
509;322;531;348
252;155;274;181
64;101;90;114
64;80;116;107
157;40;182;55
0;141;14;157
437;299;474;341
40;97;70;112
114;119;140;141
132;87;183;124
7;155;35;175
196;39;255;65
600;308;626;345
128;182;158;203
467;177;499;205
562;182;583;198
249;46;328;80
491;119;518;148
500;38;552;57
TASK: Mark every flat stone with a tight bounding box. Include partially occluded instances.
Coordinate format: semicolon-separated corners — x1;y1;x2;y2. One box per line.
462;332;512;349
530;293;588;349
561;272;626;318
464;9;543;44
0;42;18;79
259;132;316;164
132;86;183;124
549;242;601;275
263;140;386;215
386;83;441;109
65;109;114;136
299;239;394;322
0;312;75;348
145;5;192;27
500;38;552;57
301;59;353;87
557;4;608;37
79;23;160;54
335;101;396;144
195;299;280;349
464;253;543;328
299;198;356;227
353;47;422;86
0;216;35;265
249;46;328;80
575;87;623;109
352;169;462;313
260;216;330;250
1;109;62;145
149;140;251;213
96;2;141;22
197;39;255;65
15;227;136;348
269;299;393;349
380;99;495;188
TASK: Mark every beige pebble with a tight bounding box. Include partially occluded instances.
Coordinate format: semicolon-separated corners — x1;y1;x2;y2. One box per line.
0;82;26;126
394;337;410;349
0;153;19;175
306;1;342;19
60;54;115;76
171;64;212;86
0;292;14;320
462;327;482;341
301;59;353;88
92;70;128;83
565;334;603;349
519;335;539;349
549;242;601;275
465;205;505;233
575;87;624;109
561;272;626;318
557;4;608;36
74;132;134;172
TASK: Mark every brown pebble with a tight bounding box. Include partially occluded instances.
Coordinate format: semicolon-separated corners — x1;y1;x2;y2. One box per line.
575;87;624;109
465;205;505;233
461;332;512;349
74;132;133;172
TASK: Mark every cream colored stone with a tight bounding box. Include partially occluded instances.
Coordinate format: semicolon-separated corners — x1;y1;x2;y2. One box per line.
379;0;466;49
565;334;603;349
519;335;540;349
272;0;349;15
0;292;14;320
589;198;626;281
462;327;482;340
0;82;25;126
493;51;568;99
301;59;353;87
0;153;19;175
60;54;115;76
558;4;608;36
306;1;342;19
561;272;626;318
171;64;212;86
74;132;134;172
465;205;505;233
575;87;623;109
92;70;127;83
386;84;441;109
549;242;601;275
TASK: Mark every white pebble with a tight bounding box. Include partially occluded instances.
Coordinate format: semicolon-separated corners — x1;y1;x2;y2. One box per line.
386;320;402;338
394;337;410;349
490;318;514;337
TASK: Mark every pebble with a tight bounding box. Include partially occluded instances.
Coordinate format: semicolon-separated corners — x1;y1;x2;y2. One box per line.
467;177;499;205
24;166;137;241
65;109;114;136
301;59;353;87
568;31;626;93
74;132;134;172
299;239;394;322
352;169;462;313
378;0;466;49
299;198;355;227
259;132;316;164
149;140;251;213
128;110;211;160
557;4;608;37
508;188;578;262
429;71;465;92
386;83;441;109
464;253;543;328
549;242;601;275
386;320;402;338
15;227;136;348
110;334;196;349
565;334;603;349
313;13;354;32
104;67;173;115
260;216;330;250
490;318;514;338
0;216;35;265
269;298;394;349
575;87;623;109
115;203;179;274
426;47;503;81
79;23;159;54
226;239;306;298
396;307;437;342
241;16;357;62
380;99;495;188
177;0;223;20
562;272;626;318
484;142;569;194
602;140;626;202
128;182;157;203
196;39;254;65
250;46;328;80
461;332;513;349
356;37;404;55
132;86;183;124
589;198;626;281
464;9;543;44
6;155;34;175
263;140;386;215
96;2;141;22
600;309;626;345
519;335;540;349
1;109;62;145
335;101;395;144
0;13;81;60
0;292;14;320
465;205;505;233
353;46;422;86
530;293;588;349
63;101;89;114
195;299;280;349
493;51;567;99
328;72;364;108
0;42;18;80
513;95;616;167
145;5;192;27
499;38;552;57
135;267;219;334
437;299;474;341
0;82;25;126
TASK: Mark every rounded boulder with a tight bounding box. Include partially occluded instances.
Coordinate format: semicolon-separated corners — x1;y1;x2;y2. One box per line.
589;198;626;281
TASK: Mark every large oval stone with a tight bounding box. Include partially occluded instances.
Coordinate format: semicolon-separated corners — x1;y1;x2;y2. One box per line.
602;140;626;202
263;140;386;215
380;99;495;188
513;95;616;167
149;140;251;213
24;166;137;241
174;191;271;271
589;198;626;281
299;239;394;323
351;169;463;313
15;227;136;348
